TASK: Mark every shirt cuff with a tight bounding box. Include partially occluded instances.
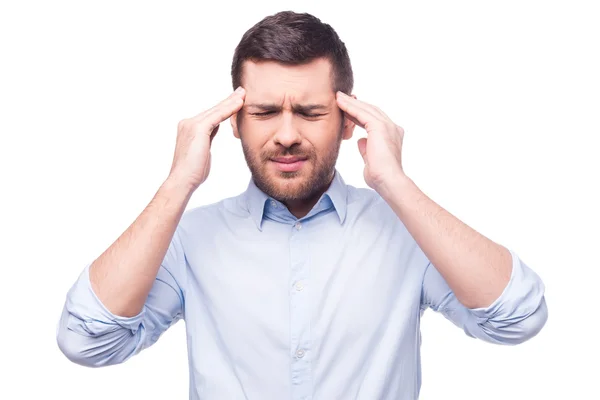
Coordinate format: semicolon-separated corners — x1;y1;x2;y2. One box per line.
65;262;146;335
467;248;546;325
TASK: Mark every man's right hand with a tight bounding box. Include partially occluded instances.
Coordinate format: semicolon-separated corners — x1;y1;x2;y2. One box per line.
168;86;246;190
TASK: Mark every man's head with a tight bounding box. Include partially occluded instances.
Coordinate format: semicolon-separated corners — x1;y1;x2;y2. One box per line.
230;11;356;203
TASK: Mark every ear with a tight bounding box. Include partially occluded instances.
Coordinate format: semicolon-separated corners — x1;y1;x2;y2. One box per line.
230;113;240;139
341;94;358;141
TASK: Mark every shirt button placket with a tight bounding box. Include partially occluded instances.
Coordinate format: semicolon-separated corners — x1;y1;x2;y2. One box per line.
289;219;312;400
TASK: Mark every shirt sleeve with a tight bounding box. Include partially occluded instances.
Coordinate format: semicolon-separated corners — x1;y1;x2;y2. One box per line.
56;227;186;367
420;248;548;345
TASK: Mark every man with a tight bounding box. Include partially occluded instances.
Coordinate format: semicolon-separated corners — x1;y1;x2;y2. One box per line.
57;10;547;400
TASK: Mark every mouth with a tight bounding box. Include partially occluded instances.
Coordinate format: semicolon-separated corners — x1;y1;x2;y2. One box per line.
270;156;308;172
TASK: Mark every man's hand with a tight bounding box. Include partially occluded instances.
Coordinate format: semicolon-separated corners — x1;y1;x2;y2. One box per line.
169;87;246;190
83;89;248;319
336;92;519;312
336;91;406;196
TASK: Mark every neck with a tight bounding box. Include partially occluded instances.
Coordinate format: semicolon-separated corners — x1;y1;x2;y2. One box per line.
284;196;320;219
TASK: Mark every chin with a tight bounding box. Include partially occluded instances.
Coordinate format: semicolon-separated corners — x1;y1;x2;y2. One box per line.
249;156;332;202
256;169;312;201
270;176;307;196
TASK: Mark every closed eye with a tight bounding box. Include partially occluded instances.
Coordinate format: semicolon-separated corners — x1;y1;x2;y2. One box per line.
301;113;326;118
250;111;325;118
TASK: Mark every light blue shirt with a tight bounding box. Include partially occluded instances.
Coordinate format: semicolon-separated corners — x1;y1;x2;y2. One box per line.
57;170;547;400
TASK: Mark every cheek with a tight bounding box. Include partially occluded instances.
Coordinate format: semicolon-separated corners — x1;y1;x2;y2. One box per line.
244;117;283;135
239;121;271;146
304;119;341;145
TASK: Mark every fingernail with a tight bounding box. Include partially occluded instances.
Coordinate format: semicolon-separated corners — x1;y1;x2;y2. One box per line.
236;86;244;93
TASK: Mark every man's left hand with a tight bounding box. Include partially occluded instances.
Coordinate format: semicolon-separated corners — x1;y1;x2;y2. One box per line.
336;91;407;195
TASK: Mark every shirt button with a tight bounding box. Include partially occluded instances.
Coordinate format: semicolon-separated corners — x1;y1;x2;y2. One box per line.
295;281;304;291
294;222;302;230
296;349;305;358
270;200;277;207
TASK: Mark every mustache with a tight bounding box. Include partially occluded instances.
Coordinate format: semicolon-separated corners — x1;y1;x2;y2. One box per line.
261;147;313;161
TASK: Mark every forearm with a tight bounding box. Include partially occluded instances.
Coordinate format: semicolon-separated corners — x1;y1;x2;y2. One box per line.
380;176;512;309
89;177;193;317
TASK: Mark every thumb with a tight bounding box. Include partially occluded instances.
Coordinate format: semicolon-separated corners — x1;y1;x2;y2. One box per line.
357;137;367;163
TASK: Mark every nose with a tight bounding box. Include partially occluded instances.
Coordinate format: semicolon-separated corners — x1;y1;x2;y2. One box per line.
273;113;302;148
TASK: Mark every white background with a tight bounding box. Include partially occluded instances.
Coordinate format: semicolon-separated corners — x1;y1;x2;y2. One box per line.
1;0;598;399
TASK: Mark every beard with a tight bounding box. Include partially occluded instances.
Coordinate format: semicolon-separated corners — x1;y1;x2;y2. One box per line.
240;128;343;203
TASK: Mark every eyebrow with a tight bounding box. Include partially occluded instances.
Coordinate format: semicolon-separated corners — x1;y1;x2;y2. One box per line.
245;103;329;113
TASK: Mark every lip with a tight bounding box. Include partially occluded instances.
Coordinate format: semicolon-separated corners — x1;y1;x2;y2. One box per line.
270;157;307;172
271;156;307;164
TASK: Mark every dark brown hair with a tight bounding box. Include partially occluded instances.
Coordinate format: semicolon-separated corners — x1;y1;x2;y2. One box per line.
231;11;353;94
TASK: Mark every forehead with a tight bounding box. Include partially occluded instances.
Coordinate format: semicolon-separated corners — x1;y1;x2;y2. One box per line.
241;58;334;103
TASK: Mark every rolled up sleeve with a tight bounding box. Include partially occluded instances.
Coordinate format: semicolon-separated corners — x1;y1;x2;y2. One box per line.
56;230;185;367
421;248;548;345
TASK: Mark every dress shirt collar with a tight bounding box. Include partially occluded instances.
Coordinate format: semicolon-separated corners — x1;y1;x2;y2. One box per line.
245;169;348;231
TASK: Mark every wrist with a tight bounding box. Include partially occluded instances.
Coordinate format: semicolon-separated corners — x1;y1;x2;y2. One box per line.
377;173;414;202
161;176;196;202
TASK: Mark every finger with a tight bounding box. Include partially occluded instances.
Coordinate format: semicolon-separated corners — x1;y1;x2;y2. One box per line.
194;88;246;131
343;112;364;129
204;95;245;131
357;137;368;163
209;124;220;143
370;104;390;120
341;92;390;121
336;92;382;129
204;87;245;118
197;87;245;115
